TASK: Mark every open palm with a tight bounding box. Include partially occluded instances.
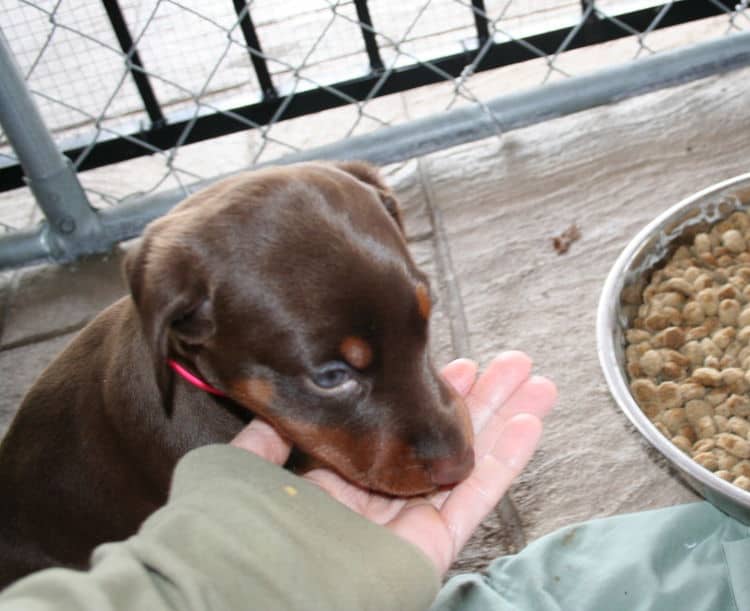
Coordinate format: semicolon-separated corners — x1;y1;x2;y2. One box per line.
232;351;557;576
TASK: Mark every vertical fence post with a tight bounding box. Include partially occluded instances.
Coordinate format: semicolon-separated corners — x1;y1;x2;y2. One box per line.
0;28;112;263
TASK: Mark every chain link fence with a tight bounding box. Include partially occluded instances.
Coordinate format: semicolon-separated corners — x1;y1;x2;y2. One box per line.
0;0;749;267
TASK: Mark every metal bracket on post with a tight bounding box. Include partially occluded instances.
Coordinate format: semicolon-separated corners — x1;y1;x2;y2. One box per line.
0;28;112;265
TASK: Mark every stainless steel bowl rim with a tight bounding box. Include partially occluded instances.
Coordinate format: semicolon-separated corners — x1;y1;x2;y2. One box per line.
597;172;750;511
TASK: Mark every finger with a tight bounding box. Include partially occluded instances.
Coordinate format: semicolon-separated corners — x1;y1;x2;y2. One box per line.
440;358;478;397
473;375;557;460
500;375;557;422
426;358;547;511
230;418;292;465
440;414;543;556
467;351;533;433
428;376;555;510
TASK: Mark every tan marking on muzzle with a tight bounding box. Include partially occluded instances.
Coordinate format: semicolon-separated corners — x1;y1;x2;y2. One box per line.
270;419;438;496
232;377;275;410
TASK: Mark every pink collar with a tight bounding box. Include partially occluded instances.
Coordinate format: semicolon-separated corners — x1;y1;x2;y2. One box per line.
167;359;227;397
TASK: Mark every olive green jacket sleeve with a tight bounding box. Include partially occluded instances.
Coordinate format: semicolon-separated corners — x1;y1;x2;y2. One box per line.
0;445;440;611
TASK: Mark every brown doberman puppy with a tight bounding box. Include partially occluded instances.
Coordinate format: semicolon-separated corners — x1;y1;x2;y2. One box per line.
0;161;474;587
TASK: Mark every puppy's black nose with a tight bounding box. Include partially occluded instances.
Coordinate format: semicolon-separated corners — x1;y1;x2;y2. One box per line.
429;448;474;486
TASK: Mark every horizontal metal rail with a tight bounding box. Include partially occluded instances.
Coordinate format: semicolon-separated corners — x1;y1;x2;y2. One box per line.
3;28;750;270
0;0;731;191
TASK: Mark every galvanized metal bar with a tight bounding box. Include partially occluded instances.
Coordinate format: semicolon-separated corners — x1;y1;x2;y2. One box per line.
95;31;750;234
231;0;278;99
0;228;50;270
102;0;165;125
353;0;385;71
291;29;750;165
0;28;112;267
0;0;729;191
2;30;750;269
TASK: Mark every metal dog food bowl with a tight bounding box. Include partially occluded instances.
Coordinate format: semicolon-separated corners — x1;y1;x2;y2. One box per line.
597;172;750;525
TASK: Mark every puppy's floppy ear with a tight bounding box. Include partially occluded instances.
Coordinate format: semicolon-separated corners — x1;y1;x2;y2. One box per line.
124;235;216;410
333;160;404;232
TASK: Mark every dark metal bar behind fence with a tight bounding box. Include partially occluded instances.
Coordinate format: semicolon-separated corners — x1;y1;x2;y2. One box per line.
354;0;385;72
101;0;164;125
471;0;490;45
0;1;732;193
231;0;278;99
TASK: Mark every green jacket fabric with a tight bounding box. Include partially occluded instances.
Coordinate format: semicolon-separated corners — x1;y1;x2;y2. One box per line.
4;446;749;611
431;501;750;611
0;445;440;611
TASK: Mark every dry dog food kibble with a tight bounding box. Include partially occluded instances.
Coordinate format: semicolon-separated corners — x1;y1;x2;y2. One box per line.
625;210;750;493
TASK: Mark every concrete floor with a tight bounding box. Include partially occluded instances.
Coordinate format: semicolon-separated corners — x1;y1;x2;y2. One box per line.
2;57;750;576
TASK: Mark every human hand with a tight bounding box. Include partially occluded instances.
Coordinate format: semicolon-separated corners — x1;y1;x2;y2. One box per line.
231;351;557;575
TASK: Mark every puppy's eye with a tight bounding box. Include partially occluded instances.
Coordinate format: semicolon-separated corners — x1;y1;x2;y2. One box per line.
309;362;355;392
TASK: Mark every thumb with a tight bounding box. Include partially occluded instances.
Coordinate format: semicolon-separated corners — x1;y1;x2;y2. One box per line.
231;418;292;466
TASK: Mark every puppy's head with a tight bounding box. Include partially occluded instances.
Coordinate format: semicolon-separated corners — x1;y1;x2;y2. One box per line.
125;161;473;496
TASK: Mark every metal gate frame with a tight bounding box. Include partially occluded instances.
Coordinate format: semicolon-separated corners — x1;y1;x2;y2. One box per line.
1;1;749;270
